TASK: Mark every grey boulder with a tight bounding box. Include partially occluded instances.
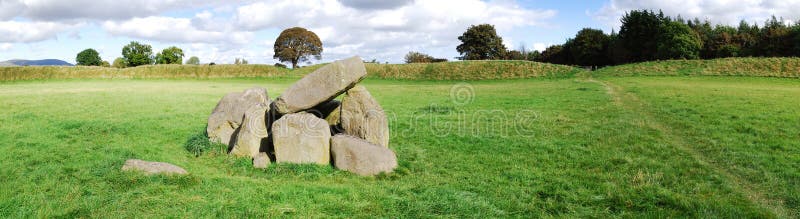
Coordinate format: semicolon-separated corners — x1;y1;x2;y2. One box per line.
330;135;397;176
230;103;270;158
207;87;270;146
253;152;271;169
341;85;390;147
121;159;188;175
274;56;367;114
271;112;332;165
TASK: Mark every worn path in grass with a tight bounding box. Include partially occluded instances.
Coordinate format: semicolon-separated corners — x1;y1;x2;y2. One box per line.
588;77;799;218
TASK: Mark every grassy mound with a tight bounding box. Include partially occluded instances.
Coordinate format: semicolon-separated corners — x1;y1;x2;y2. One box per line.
0;60;580;81
593;57;800;78
0;64;296;81
365;60;581;80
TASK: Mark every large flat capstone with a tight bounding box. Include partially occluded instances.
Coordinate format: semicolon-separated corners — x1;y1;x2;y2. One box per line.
274;56;367;114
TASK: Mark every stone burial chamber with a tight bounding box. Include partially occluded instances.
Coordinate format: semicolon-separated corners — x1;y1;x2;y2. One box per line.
205;56;396;176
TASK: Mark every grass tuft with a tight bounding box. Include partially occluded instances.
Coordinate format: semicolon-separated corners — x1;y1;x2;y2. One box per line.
184;131;227;157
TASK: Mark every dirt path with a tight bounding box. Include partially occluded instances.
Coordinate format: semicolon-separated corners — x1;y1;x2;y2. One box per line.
584;78;789;218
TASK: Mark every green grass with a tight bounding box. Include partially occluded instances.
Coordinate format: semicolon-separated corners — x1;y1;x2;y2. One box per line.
593;57;800;78
1;75;798;217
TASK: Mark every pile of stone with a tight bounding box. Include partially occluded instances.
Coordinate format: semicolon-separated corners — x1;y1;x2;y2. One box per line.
206;56;396;176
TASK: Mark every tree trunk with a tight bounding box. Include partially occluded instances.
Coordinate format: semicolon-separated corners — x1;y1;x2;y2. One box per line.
292;59;298;69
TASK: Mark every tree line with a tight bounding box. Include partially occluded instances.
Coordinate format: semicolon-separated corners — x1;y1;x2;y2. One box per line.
75;27;323;68
410;9;800;66
537;10;800;66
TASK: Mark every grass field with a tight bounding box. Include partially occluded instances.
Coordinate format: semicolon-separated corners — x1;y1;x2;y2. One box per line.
1;74;798;217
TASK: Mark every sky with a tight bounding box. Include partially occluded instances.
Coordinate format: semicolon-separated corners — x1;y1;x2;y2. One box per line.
1;0;799;65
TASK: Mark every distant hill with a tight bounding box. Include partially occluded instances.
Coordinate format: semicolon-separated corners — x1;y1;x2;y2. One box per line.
0;59;74;66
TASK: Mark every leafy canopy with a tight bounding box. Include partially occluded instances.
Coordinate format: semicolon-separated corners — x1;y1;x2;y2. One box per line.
122;41;154;67
76;48;102;66
657;21;702;60
568;28;611;66
185;56;200;65
155;46;185;65
456;24;507;60
273;27;322;68
112;57;126;68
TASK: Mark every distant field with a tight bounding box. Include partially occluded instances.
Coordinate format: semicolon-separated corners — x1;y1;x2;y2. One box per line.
0;60;579;81
0;75;798;217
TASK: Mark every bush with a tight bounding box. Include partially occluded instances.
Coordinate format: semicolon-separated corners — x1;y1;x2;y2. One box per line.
404;51;434;63
274;63;287;68
184;132;226;157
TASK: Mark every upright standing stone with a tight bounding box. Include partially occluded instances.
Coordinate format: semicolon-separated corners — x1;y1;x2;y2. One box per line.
271;112;331;165
341;85;390;147
274;56;367;114
230;103;270;158
207;87;270;145
330;135;398;176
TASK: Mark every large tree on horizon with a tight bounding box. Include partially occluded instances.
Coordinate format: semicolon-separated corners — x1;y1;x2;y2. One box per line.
618;10;668;63
155;46;185;65
122;41;154;67
567;28;611;66
456;24;506;60
76;48;102;66
273;27;323;68
185;56;200;65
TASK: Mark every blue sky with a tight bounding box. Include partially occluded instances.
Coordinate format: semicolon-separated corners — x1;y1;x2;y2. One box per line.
0;0;798;65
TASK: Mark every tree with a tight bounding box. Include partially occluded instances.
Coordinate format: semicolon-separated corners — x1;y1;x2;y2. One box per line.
618;10;668;62
656;21;702;60
568;28;611;66
536;45;569;64
100;60;110;67
688;19;714;58
736;20;761;57
758;16;792;57
273;27;323;68
112;57;126;68
186;56;200;65
792;25;800;56
404;51;434;63
76;48;102;66
505;50;526;60
155;46;184;64
456;24;507;60
607;31;630;65
122;41;154;67
707;25;740;58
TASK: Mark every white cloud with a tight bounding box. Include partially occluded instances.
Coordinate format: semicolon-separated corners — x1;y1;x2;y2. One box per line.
234;0;557;62
592;0;800;29
103;15;253;45
0;43;12;51
0;0;244;21
532;43;549;52
0;21;80;43
338;0;414;10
